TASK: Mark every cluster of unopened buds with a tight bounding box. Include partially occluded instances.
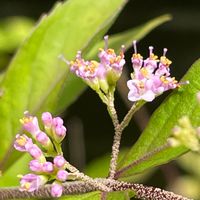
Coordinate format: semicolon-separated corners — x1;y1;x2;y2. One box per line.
14;111;68;197
169;115;200;152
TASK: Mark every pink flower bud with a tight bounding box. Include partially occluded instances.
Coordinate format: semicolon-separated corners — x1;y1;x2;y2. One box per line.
55;126;66;138
43;162;54;173
14;134;33;152
28;144;43;159
29;160;43;172
52;117;64;127
51;183;63;197
56;170;68;182
53;155;66;168
36;131;50;146
42;112;52;127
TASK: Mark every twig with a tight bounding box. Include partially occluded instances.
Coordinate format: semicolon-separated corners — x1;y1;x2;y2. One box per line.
0;179;193;200
106;93;121;179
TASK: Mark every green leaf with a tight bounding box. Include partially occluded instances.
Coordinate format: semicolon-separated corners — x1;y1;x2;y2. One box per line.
0;154;30;186
0;0;128;171
117;59;200;178
85;151;154;182
58;192;100;200
106;191;134;200
87;14;171;58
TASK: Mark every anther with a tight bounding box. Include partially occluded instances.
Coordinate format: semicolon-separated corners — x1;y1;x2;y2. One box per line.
104;35;109;50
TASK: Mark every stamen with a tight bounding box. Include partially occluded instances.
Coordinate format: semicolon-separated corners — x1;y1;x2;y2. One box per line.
104;35;109;50
24;111;30;117
133;40;137;54
179;80;190;85
76;51;82;59
121;45;125;53
149;46;154;56
58;55;71;65
163;48;168;56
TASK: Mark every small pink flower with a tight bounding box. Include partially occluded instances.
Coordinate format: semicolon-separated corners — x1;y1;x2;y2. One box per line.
56;170;68;182
29;160;43;172
54;155;66;168
128;42;180;102
19;174;46;192
43;162;54;173
70;51;99;81
14;134;33;152
51;183;63;197
20;111;40;136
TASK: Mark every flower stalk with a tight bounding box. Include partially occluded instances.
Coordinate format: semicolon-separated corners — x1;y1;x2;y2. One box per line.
0;179;193;200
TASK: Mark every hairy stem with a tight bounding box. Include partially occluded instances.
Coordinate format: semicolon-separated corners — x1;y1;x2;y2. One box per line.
120;101;144;131
114;142;170;179
65;161;111;192
0;179;192;200
107;92;121;179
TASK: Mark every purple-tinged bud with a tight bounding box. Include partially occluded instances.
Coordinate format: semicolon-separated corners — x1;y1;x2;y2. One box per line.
56;170;68;182
29;160;43;172
55;126;66;136
52;117;64;127
19;174;47;192
36;131;49;144
20;111;40;136
27;144;44;160
43;162;54;173
14;134;33;152
51;182;63;197
53;155;66;168
36;131;54;151
42;112;52;128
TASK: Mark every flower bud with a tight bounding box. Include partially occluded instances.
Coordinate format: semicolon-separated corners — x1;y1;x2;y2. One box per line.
42;112;52;127
51;182;63;197
43;162;54;173
36;131;54;151
56;170;68;182
29;160;43;172
53;155;66;168
27;144;45;161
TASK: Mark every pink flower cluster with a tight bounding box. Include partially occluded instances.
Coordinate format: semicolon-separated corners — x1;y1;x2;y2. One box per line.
69;36;125;92
14;112;68;197
127;41;181;102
